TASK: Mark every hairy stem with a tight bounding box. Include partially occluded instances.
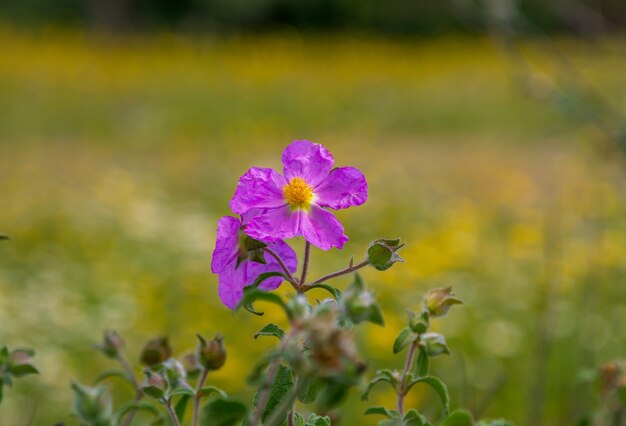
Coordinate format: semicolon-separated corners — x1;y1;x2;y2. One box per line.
265;377;308;426
118;353;142;426
252;331;295;425
397;341;419;415
263;247;298;287
166;400;181;426
302;260;369;290
298;242;311;290
192;368;209;426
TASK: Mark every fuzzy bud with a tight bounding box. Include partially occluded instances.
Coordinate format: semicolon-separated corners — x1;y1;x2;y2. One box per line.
421;332;450;357
140;336;172;367
197;334;226;371
424;287;463;317
96;330;124;359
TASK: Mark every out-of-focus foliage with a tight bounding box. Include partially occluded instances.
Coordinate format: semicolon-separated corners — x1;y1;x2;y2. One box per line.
0;0;625;34
0;31;625;425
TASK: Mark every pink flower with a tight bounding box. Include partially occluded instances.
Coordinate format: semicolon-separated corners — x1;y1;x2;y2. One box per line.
211;213;297;309
229;140;368;250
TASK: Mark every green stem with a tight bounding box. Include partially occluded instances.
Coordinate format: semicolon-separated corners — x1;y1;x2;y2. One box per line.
302;260;369;290
252;331;295;425
192;368;209;426
298;242;311;291
397;341;419;415
118;353;142;426
166;399;181;426
265;377;308;426
263;247;298;287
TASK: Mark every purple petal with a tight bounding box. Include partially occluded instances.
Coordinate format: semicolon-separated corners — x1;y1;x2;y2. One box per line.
245;205;301;243
245;240;298;290
217;240;298;309
211;216;241;274
230;167;287;215
300;204;348;250
240;208;267;226
217;264;245;309
315;167;368;210
282;140;334;187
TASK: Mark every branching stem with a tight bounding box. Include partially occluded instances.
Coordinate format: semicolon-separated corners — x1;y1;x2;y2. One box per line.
397;340;419;415
302;260;369;290
192;368;209;426
263;247;299;287
118;353;143;426
298;242;311;290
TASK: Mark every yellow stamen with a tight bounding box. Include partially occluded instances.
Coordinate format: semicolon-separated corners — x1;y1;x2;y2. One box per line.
283;177;314;210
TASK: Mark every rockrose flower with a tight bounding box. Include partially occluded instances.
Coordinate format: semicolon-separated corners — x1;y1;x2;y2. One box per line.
229;140;368;250
211;212;298;309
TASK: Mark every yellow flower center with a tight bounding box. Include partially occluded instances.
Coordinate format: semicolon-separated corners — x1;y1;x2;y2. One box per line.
283;177;314;210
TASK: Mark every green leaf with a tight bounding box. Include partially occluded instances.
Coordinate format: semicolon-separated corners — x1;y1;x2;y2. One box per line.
170;386;195;397
254;324;285;341
415;347;429;377
142;385;165;400
297;378;322;404
253;364;293;423
406;376;449;416
393;328;417;354
292;412;305;426
8;363;39;377
442;409;474;426
317;380;351;410
175;394;191;423
306;284;343;301
306;413;331;426
237;288;290;318
200;398;248;426
251;272;287;289
361;375;395;401
476;420;515;426
198;386;228;401
0;235;10;241
403;409;430;426
364;406;399;418
93;369;132;386
115;400;160;423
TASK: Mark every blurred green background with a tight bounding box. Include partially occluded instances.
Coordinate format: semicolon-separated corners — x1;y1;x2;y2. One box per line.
0;2;625;425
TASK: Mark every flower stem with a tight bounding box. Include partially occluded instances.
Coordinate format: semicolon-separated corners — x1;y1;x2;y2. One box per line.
166;399;181;426
302;259;369;290
263;247;298;287
397;340;419;415
298;242;311;290
264;377;308;426
117;353;143;426
192;368;209;426
252;331;294;425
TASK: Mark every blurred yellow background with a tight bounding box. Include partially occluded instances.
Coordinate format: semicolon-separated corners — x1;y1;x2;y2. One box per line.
0;28;625;425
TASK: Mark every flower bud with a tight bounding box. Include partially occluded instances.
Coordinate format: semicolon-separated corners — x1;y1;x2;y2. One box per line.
424;287;463;317
162;358;188;388
141;370;167;400
144;370;166;390
420;333;450;357
286;295;312;320
140;336;172;367
197;334;226;371
304;311;359;376
96;330;124;359
182;352;201;376
70;382;113;423
367;238;405;271
407;310;429;334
